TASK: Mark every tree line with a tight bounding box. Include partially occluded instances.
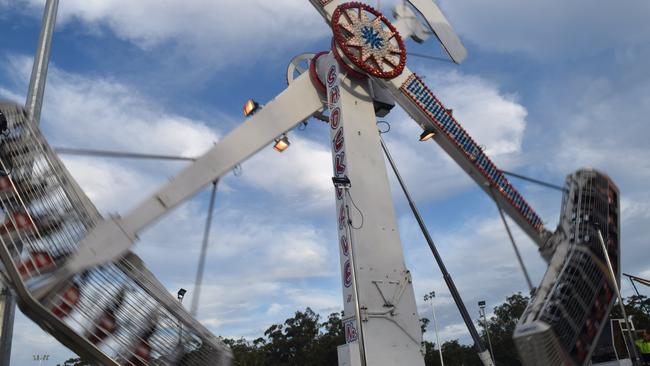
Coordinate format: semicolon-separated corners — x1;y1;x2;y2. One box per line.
58;293;650;366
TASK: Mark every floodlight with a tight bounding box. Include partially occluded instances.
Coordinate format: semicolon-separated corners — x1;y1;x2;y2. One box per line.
243;99;260;117
177;288;187;301
332;176;351;188
273;134;290;152
419;130;435;141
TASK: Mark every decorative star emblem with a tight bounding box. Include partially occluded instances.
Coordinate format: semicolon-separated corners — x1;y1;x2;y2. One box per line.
337;6;404;74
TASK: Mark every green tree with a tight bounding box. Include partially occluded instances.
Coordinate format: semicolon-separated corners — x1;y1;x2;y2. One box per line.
222;337;266;365
421;316;479;366
262;308;321;365
420;293;529;366
480;293;530;366
313;312;345;366
440;339;481;366
57;358;92;366
62;293;638;365
420;317;430;335
220;308;343;366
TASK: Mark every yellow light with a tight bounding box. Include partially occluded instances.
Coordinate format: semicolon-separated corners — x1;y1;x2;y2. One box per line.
419;130;436;141
273;135;290;152
243;99;260;117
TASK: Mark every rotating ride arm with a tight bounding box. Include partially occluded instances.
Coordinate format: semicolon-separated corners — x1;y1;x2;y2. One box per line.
48;70;323;279
308;0;552;254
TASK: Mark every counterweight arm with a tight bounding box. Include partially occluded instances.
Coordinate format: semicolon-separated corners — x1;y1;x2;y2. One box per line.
54;71;324;277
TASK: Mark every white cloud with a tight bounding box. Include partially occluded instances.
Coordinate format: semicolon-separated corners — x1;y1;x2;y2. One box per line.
211;218;334;279
410;214;545;297
4;55;220;157
135;206;336;283
238;134;333;211
551;78;650;188
173;273;342;338
62;157;159;212
428;72;527;156
438;322;475;344
0;86;22;103
0;55;225;214
640;269;650;279
20;0;328;70
10;313;78;364
284;287;341;313
266;303;288;316
531;67;650;282
437;0;650;60
127;201;339;338
621;199;650;223
233;68;528;212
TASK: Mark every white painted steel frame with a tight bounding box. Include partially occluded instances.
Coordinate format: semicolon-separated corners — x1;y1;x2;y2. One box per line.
13;2;556;364
37;1;552;363
44;71;323;282
306;2;550;364
404;0;467;63
324;53;425;366
306;0;551;257
25;0;58;125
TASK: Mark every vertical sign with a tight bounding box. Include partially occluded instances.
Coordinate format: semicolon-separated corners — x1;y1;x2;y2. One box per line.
326;59;358;344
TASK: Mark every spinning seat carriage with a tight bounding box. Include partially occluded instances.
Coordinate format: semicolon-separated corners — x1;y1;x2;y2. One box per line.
0;102;232;365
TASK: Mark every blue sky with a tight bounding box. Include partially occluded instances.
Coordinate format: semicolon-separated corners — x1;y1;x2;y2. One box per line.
1;0;650;364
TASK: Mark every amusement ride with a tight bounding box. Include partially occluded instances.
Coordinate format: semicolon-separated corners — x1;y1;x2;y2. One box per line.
0;0;639;365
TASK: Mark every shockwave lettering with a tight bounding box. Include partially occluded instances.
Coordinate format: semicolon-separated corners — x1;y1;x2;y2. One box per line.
334;128;344;152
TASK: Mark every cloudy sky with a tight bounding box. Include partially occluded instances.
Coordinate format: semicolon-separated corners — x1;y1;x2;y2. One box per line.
1;0;650;364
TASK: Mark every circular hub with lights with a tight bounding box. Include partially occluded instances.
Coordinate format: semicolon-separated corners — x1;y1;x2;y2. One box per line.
331;2;406;79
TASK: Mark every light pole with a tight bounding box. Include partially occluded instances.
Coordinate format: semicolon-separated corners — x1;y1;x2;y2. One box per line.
33;354;50;366
424;291;444;366
0;285;16;365
177;288;187;303
2;2;60;362
478;301;495;364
